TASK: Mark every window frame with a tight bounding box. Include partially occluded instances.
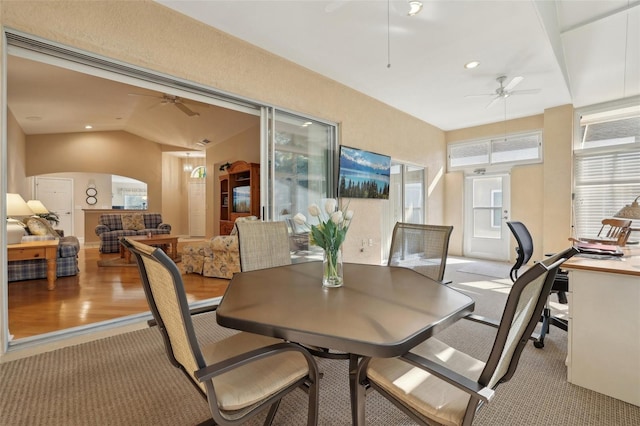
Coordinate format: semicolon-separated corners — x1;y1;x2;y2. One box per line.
447;130;543;172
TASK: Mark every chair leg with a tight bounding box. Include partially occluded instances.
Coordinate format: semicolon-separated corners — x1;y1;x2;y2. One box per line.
534;307;551;349
263;400;281;426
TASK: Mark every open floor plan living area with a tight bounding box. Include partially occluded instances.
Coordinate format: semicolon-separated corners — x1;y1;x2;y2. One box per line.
2;1;639;425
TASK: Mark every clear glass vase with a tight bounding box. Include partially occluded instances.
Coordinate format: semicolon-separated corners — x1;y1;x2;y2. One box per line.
322;246;343;288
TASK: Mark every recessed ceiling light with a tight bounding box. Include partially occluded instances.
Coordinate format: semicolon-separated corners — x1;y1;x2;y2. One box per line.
464;61;480;69
26;116;42;121
84;125;93;130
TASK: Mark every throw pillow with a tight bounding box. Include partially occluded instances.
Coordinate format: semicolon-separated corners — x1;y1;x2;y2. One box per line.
25;216;60;238
122;213;145;231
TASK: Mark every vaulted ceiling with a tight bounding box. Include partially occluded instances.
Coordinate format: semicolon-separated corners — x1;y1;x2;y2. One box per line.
159;0;639;130
6;1;639;155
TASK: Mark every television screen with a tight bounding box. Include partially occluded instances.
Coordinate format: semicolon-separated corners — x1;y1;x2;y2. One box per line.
338;146;391;199
233;186;251;213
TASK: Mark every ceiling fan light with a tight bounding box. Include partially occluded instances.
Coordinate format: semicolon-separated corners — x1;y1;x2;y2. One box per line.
408;1;423;16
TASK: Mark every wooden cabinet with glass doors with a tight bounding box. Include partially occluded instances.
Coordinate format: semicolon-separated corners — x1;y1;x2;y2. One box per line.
219;161;260;235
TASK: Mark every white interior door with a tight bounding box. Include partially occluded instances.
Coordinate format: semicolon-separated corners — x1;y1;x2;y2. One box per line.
463;174;510;260
35;177;73;236
189;181;206;237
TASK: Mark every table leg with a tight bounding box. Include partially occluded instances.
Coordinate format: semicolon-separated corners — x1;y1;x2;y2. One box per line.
46;257;57;290
349;354;361;426
125;248;132;264
171;239;178;260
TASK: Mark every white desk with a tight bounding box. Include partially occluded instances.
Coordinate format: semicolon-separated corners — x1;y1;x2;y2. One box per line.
563;247;640;406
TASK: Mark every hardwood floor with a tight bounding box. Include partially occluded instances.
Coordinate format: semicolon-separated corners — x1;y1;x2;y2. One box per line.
8;243;229;340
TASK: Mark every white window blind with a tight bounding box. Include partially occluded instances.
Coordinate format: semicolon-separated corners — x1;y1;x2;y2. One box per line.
574;102;640;238
574;151;640;236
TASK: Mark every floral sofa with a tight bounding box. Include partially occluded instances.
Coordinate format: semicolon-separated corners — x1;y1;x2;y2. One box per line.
95;213;171;253
182;216;257;279
8;216;80;282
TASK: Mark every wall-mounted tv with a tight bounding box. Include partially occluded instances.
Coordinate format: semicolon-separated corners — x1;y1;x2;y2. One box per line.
338;146;391;199
233;186;251;213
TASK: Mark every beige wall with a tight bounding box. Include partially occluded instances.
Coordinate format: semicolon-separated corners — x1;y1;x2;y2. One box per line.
445;109;573;261
1;1;446;265
542;105;574;255
6;110;28;197
26;131;163;212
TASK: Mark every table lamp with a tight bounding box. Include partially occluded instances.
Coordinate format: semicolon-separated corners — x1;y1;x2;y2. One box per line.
6;193;34;244
614;195;640;220
26;199;49;215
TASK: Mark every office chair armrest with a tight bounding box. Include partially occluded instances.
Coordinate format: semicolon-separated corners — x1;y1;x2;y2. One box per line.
195;342;317;383
401;351;495;403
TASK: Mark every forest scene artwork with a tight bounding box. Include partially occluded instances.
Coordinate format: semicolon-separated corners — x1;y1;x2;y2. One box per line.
338;146;390;199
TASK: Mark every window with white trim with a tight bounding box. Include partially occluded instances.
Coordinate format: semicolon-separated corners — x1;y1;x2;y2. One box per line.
573;100;640;238
448;131;542;171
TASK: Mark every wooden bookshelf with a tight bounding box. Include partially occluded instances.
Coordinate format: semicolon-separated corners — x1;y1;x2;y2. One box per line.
219;161;260;235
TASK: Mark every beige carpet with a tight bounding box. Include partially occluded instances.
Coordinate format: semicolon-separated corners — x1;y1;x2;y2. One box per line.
1;280;638;425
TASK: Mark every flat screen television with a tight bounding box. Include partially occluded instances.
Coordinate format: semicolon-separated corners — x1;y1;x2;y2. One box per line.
233;186;251;213
338;146;391;199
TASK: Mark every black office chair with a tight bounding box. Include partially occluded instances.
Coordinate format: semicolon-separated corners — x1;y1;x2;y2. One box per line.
506;221;569;348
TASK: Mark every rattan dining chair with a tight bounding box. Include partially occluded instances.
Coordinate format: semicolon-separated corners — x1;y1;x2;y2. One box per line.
121;237;319;426
387;222;454;284
355;246;578;426
236;221;291;272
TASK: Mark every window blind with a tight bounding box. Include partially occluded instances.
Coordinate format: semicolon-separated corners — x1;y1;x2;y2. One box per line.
574;150;640;237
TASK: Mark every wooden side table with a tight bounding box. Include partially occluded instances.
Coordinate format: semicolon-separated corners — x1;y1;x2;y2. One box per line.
8;240;60;290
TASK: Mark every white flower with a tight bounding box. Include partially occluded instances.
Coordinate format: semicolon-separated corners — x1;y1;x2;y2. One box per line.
330;211;344;225
308;204;321;217
324;198;337;214
345;210;354;221
293;213;307;226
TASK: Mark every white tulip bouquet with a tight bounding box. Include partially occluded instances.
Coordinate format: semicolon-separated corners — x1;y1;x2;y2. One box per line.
294;199;354;286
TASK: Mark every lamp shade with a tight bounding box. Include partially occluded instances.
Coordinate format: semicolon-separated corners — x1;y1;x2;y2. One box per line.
7;193;34;216
614;196;640;220
27;199;50;214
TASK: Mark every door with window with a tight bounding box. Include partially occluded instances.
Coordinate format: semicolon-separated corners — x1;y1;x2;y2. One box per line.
382;162;426;256
464;174;511;260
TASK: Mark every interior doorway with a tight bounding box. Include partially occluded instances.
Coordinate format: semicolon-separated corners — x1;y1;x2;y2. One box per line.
463;174;511;260
34;177;74;236
188;181;206;237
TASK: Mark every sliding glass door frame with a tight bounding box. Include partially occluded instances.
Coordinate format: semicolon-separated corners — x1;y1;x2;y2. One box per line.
260;107;338;222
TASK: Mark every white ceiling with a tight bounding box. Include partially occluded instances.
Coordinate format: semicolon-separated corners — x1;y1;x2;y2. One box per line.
158;0;639;130
6;1;639;153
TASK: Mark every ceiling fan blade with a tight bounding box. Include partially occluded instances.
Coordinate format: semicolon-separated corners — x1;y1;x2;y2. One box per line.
174;101;199;117
486;96;501;109
512;88;541;95
504;76;524;91
128;93;162;99
465;93;495;98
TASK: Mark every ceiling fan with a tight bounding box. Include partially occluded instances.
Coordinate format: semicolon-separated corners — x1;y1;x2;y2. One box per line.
129;93;200;117
466;76;540;109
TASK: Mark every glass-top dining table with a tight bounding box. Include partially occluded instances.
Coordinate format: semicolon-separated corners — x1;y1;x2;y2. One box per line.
216;261;475;424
